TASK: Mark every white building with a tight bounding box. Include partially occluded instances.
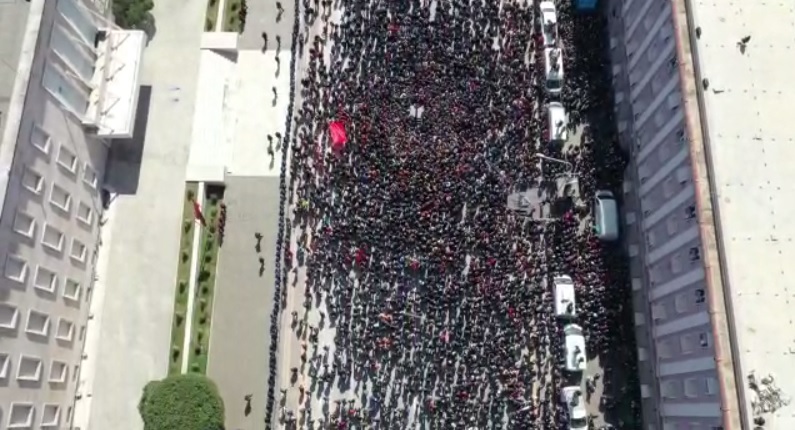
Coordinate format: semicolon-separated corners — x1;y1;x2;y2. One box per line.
0;0;144;428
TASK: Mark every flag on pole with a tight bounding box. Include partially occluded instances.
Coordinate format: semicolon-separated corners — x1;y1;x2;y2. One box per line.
192;199;206;227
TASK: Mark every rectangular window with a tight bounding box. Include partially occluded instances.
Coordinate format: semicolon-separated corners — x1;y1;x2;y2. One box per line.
4;255;28;283
34;266;58;294
56;318;75;342
43;62;89;116
666;216;678;235
50;183;72;213
16;355;43;382
41;224;65;252
30;124;51;155
0;353;9;379
675;292;693;313
64;278;82;302
41;404;62;428
705;377;719;395
684;377;700;398
21;167;45;195
51;24;96;82
70;238;87;263
12;211;36;238
0;303;20;330
695;288;706;303
661;380;680;399
83;162;98;188
77;201;94;226
8;403;34;429
57;0;98;46
56;144;79;174
25;309;50;337
49;360;68;384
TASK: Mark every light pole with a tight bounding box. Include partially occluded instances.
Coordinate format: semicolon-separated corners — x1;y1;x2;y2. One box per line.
535;153;574;173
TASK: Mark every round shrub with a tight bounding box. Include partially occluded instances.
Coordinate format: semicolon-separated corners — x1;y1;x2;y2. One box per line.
138;374;224;430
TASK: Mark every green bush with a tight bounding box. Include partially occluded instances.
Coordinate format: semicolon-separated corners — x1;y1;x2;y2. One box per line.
138;374;224;430
113;0;155;29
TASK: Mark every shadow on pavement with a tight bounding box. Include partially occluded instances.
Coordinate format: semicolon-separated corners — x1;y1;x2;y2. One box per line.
105;85;152;195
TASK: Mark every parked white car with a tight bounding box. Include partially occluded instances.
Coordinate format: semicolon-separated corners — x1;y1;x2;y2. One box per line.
543;47;564;96
538;1;559;47
546;102;568;143
561;386;589;430
563;324;587;372
553;274;576;319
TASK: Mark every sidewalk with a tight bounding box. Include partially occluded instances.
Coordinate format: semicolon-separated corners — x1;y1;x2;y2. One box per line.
72;0;207;428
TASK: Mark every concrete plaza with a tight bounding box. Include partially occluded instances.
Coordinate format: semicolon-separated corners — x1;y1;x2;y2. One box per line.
73;0;207;428
206;176;280;429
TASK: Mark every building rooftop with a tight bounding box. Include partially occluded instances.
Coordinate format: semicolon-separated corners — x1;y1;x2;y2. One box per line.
0;0;30;137
694;1;795;427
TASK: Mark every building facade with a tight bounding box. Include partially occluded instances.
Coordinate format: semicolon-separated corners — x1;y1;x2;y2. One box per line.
606;0;737;429
0;0;143;428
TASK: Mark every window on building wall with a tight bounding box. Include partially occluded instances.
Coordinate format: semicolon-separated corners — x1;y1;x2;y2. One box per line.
658;338;675;358
699;332;712;348
56;0;99;46
0;353;9;379
661;380;681;399
30;124;51;155
667;93;681;111
676;166;690;184
670;253;683;274
643;13;655;31
56;144;79;174
41;404;62;428
50;23;96;83
4;255;28;283
646;231;657;249
25;309;51;337
70;238;87;263
33;265;58;294
56;318;75;342
705;377;719;395
8;403;35;429
695;288;706;304
654;110;666;128
690;246;701;262
685;204;697;219
50;183;73;214
64;278;82;302
658;141;670;163
663;177;676;198
49;360;68;384
675;292;694;313
12;211;36;239
42;224;66;252
651;304;667;322
666;216;679;235
21;167;44;195
684;377;700;398
651;77;663;94
83;162;98;189
0;303;20;331
77;201;94;226
42;62;89;117
16;355;43;382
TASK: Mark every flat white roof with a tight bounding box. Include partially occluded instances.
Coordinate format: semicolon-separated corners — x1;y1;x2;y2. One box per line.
539;2;557;23
564;324;586;371
694;1;795;427
88;30;146;138
554;275;576;317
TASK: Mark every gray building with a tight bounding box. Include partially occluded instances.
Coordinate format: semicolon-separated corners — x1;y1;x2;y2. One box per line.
608;0;795;429
0;0;143;428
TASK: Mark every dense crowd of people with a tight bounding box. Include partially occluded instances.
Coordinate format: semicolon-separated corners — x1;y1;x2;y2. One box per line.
264;0;642;428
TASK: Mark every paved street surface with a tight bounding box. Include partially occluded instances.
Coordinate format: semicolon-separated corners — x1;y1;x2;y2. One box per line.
207;176;279;430
239;0;296;50
74;0;206;428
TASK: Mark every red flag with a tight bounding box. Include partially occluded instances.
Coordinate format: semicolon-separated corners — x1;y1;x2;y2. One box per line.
192;199;206;227
329;121;347;151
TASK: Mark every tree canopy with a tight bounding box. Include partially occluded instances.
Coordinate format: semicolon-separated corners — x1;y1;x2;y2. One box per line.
113;0;154;29
138;373;225;430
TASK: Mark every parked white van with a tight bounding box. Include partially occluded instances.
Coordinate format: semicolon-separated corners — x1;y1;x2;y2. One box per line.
546;102;568;143
560;386;589;430
563;324;587;372
553;274;576;319
543;47;564;95
538;1;559;47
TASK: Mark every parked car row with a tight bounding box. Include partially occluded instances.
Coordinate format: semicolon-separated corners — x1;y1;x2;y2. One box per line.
552;274;588;430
